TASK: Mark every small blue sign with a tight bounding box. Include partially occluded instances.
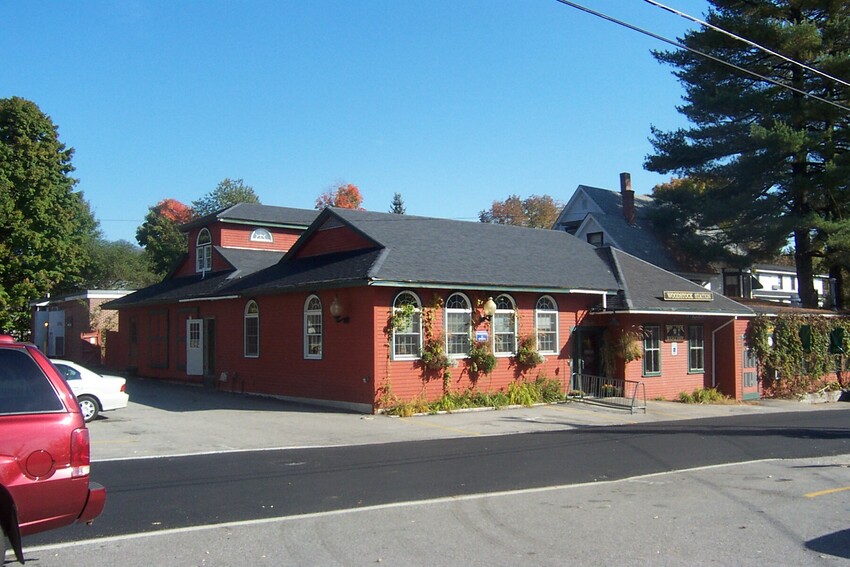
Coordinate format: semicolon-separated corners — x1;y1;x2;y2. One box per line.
475;330;488;342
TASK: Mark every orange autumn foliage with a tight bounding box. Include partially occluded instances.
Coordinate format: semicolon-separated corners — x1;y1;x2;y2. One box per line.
315;183;364;210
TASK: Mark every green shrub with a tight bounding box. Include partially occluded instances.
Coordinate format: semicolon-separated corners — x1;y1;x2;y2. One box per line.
468;341;497;375
678;388;728;404
516;336;544;368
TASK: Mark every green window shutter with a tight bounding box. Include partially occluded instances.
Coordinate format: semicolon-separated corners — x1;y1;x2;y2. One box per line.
799;325;812;353
829;328;844;355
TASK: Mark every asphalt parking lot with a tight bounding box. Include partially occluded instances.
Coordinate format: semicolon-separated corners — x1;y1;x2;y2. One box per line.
87;376;850;461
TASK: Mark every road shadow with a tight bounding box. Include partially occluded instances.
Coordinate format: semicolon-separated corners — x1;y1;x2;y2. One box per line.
123;376;353;415
806;528;850;559
495;410;850;441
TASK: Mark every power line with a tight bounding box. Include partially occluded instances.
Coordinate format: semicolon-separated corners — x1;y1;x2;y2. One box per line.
553;0;850;114
643;0;850;90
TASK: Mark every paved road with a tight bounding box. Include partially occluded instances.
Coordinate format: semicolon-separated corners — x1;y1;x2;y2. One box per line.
84;376;850;460
20;455;850;567
27;406;850;545
8;378;850;566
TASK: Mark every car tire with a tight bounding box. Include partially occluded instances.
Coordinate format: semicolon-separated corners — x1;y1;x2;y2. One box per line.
77;395;100;423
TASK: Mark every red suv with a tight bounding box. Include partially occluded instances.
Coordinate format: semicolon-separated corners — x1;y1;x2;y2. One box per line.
0;335;106;563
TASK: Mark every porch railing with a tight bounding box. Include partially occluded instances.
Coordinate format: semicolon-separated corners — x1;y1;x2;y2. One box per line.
569;373;647;414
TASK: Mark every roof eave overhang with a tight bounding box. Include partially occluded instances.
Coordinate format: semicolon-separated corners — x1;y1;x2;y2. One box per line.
592;309;752;317
217;218;312;231
368;279;615;296
178;295;240;303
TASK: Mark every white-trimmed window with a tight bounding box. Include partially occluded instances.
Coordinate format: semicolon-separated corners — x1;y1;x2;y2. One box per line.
244;300;259;358
688;325;704;372
250;228;273;243
445;293;471;357
492;294;517;355
304;295;322;359
643;324;661;376
392;291;422;359
195;228;212;273
535;296;559;354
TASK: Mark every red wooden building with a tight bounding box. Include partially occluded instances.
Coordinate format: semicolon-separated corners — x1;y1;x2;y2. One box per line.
105;205;758;412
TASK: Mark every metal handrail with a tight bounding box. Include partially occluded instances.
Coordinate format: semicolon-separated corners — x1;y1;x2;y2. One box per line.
569;373;647;414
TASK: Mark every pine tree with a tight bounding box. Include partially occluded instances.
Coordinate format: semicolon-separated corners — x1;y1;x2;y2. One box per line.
389;192;406;214
645;0;850;307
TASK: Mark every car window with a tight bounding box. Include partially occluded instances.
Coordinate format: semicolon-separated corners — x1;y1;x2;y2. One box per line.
55;364;82;381
0;349;64;414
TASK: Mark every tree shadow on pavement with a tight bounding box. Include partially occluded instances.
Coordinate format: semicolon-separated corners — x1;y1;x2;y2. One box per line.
123;376;353;414
806;528;850;559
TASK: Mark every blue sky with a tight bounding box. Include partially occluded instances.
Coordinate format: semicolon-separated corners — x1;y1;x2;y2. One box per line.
2;0;709;243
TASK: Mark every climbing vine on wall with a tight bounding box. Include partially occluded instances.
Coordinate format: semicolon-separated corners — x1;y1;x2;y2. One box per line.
745;314;850;395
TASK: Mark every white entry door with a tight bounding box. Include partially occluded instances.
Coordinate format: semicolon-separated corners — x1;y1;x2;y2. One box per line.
186;319;204;376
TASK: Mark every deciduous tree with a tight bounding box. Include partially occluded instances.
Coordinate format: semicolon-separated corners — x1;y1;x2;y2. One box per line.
0;97;99;337
82;239;159;289
136;199;192;277
192;178;260;217
479;194;562;229
645;0;850;307
315;183;364;209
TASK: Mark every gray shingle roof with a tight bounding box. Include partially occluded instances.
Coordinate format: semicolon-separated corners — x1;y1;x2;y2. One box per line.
105;247;286;309
234;208;623;294
107;208;753;317
216;248;285;277
327;208;621;291
181;203;318;232
605;247;752;316
103;271;237;309
576;186;690;274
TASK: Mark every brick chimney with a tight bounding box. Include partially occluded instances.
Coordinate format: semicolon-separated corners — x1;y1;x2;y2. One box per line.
620;172;635;226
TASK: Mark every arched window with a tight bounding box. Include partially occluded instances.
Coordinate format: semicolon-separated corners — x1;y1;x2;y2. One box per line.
196;228;212;273
392;291;421;360
250;228;273;243
492;294;517;355
244;300;259;358
535;296;559;355
304;295;322;359
445;293;471;357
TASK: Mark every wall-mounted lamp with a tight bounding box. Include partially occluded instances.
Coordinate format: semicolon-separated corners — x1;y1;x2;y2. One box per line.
478;297;497;324
329;296;349;323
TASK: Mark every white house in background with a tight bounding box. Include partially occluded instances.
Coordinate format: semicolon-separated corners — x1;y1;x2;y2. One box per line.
553;173;831;306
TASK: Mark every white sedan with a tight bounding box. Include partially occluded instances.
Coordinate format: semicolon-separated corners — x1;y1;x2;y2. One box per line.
52;359;130;422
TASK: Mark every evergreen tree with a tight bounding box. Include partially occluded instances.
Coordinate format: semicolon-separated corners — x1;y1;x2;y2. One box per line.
645;0;850;307
192;178;260;217
389;192;406;214
0;97;99;336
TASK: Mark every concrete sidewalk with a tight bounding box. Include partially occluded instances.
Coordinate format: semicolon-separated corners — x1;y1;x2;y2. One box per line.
87;376;850;462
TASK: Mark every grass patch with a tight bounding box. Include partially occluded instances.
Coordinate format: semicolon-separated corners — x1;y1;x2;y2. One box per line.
678;387;731;404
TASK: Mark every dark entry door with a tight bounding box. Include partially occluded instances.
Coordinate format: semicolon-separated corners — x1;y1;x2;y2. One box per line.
203;319;216;384
572;326;605;378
